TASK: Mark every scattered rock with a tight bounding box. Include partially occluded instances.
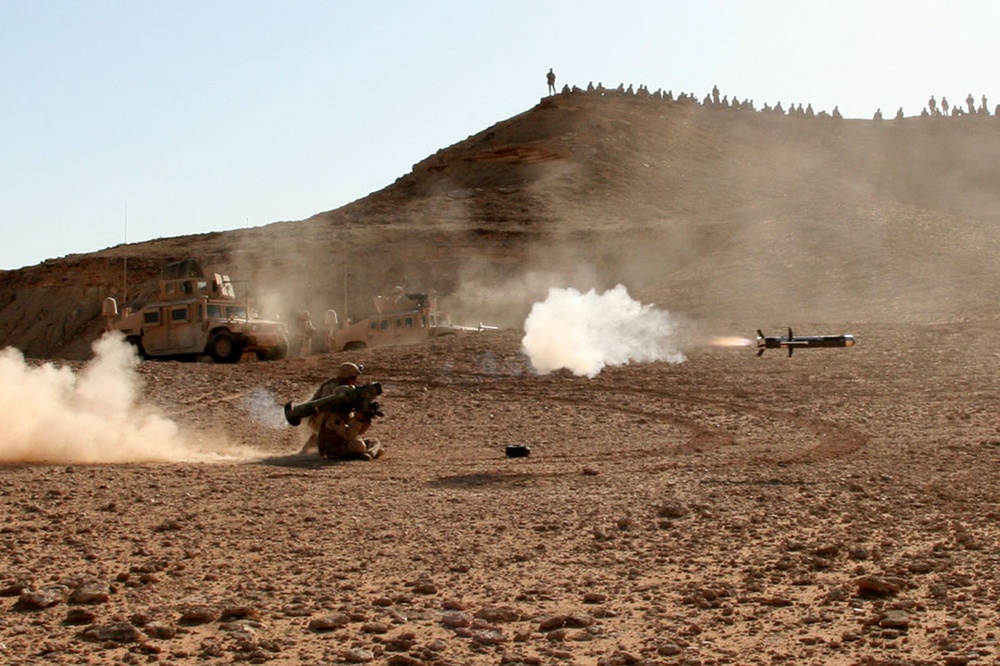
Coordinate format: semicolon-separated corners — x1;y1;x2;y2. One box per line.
657;501;689;519
472;628;506;645
219;603;258;620
657;642;683;656
69;580;110;605
64;607;96;625
409;580;438;594
79;622;141;643
15;585;69;610
178;604;219;625
342;647;375;663
856;575;905;596
308;613;350;632
144;622;177;640
361;620;390;634
386;655;423;666
879;609;911;629
384;632;417;652
475;606;522;622
0;579;32;597
538;613;594;631
153;518;183;532
441;611;472;628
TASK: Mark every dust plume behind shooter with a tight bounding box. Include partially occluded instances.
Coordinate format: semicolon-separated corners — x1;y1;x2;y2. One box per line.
0;334;236;464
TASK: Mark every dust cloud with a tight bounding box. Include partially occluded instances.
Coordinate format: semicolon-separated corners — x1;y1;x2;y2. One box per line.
446;264;603;330
0;333;240;464
521;285;686;378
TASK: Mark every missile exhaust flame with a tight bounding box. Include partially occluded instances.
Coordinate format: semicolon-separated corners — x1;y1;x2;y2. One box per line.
710;336;754;348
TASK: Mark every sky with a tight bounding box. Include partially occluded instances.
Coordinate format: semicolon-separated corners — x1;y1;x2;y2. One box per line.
3;1;999;270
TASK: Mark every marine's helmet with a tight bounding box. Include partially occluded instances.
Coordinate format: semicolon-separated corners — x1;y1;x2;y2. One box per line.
337;362;362;380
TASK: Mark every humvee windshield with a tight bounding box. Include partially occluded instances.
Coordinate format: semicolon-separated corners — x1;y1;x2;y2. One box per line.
206;304;248;319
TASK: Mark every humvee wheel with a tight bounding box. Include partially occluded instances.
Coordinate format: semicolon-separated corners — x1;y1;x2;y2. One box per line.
257;339;289;361
125;336;148;360
208;331;244;363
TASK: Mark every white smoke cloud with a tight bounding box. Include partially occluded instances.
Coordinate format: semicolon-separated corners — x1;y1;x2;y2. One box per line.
0;333;235;464
521;285;686;378
240;387;290;429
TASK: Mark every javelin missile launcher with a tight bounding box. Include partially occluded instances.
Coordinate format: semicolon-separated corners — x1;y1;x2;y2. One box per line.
284;382;383;426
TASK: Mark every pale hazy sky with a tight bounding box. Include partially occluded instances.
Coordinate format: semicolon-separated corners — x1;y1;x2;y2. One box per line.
3;1;997;270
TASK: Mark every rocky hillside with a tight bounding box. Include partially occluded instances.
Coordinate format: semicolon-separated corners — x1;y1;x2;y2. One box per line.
3;92;1000;360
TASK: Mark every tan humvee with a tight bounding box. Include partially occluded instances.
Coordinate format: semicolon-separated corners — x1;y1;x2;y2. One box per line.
325;288;492;352
103;259;289;363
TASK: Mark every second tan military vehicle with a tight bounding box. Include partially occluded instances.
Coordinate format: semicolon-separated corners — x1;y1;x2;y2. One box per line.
325;288;491;352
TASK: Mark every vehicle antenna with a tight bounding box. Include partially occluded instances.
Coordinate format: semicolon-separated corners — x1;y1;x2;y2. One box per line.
342;233;348;322
123;203;129;306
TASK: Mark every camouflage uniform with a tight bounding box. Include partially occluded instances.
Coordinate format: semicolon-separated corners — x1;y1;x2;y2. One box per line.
296;311;316;357
305;363;383;460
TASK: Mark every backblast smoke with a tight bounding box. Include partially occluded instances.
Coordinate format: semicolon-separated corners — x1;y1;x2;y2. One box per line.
0;333;236;464
521;285;686;378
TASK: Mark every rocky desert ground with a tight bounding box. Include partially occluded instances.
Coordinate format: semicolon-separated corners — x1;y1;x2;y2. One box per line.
2;316;1000;665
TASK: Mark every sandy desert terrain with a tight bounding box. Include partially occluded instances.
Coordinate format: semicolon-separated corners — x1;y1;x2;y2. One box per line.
2;318;999;665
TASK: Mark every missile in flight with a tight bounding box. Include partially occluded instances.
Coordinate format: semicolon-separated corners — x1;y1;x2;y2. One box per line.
756;328;856;357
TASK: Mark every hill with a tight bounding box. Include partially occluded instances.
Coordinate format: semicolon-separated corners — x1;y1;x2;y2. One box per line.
3;92;1000;359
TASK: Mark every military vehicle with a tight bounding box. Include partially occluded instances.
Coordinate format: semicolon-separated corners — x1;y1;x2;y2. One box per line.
102;259;289;363
325;287;493;352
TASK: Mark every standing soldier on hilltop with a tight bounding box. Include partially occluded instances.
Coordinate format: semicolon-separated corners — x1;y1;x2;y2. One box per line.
546;68;556;96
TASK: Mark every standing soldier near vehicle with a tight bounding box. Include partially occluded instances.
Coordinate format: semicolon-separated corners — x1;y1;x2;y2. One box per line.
296;310;316;357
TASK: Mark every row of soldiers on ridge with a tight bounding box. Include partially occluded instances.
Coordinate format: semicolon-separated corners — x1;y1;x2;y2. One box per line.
546;70;999;121
875;94;998;120
554;79;845;119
